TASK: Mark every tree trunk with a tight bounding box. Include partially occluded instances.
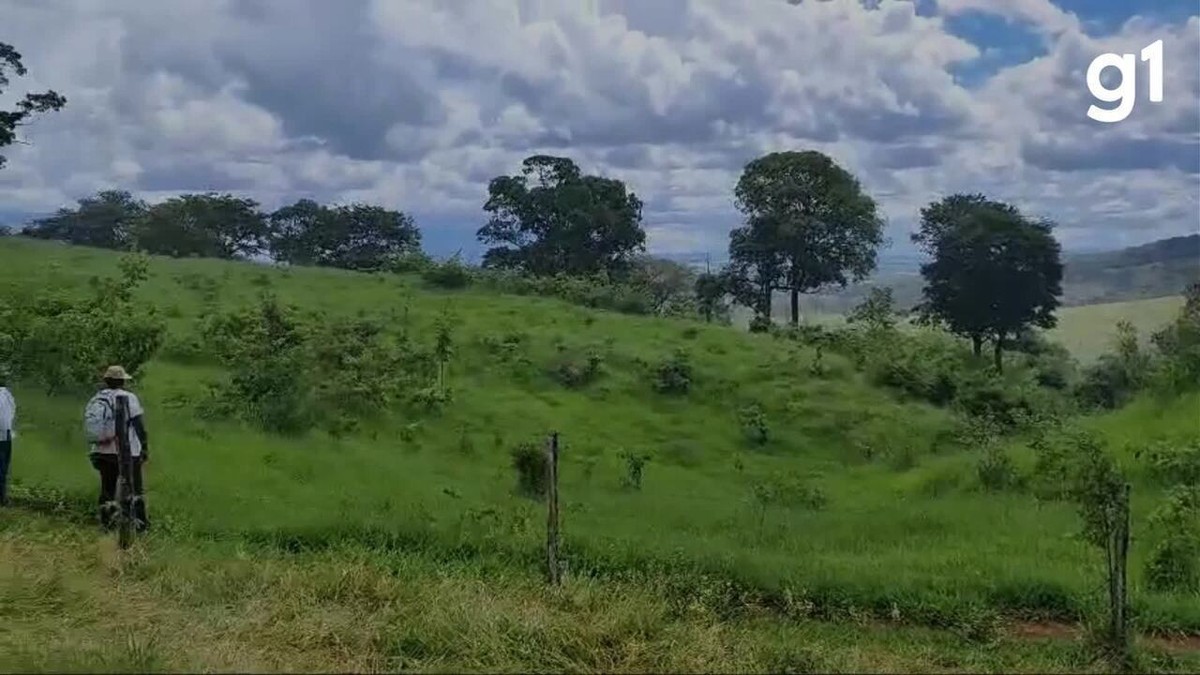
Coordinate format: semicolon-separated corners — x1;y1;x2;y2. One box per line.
971;335;982;358
790;289;800;326
993;333;1005;372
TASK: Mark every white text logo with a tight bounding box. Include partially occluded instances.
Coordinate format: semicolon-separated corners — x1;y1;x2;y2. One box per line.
1087;39;1164;123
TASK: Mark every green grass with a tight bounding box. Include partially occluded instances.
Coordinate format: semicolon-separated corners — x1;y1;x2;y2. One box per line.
1046;296;1185;362
1;237;1198;671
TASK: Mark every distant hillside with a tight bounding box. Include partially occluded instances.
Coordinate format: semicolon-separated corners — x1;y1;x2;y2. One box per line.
779;234;1199;318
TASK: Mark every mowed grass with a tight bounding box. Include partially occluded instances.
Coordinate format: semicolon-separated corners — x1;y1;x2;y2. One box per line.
1;237;1198;661
1047;296;1185;362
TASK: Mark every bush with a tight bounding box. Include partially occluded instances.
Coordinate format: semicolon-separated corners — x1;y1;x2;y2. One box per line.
738;403;769;446
550;347;604;388
3;253;166;394
1144;486;1199;592
201;294;431;434
510;442;548;499
422;255;473;289
977;445;1022;492
619;449;650;490
653;348;693;395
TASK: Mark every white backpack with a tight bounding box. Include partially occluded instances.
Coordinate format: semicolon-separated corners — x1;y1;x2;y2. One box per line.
83;393;117;445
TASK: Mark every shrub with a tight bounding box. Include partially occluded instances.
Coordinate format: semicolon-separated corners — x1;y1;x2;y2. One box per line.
748;315;772;333
977;445;1022;492
510;441;548;499
422;255;473;289
738;403;769;446
619;449;650;490
1144;486;1199;592
1137;440;1200;488
4;253;166;394
653;348;693;395
550;347;604;388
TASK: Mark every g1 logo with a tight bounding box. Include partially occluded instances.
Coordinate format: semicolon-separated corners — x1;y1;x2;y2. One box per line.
1087;39;1164;123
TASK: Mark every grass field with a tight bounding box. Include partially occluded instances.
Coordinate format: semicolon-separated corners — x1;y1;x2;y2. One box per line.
1;237;1197;671
1048;296;1186;362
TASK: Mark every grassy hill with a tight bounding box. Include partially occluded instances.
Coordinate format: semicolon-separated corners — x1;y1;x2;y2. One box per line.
1;237;1198;672
781;234;1199;320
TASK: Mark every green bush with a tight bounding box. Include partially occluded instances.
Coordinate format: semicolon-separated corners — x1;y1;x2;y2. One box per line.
422;255;473;289
653;348;693;395
2;253;165;394
510;441;548;499
619;449;650;490
1144;486;1199;593
738;403;769;446
977;445;1022;492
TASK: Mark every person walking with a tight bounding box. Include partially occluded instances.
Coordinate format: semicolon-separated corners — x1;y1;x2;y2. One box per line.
84;365;150;531
0;369;15;507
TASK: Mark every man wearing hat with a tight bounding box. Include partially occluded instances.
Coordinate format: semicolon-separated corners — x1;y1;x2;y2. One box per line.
87;365;151;531
0;367;15;506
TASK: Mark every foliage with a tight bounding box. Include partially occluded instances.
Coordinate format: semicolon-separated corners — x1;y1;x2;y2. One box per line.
738;403;770;446
912;194;1063;371
270;199;422;272
628;255;697;316
846;287;898;333
0;253;164;394
22;190;144;249
731;150;884;325
551;347;604;389
478;155;646;277
1144;485;1200;593
422;255;473;289
477;268;657;316
977;445;1022;492
652;348;693;395
510;441;548;500
201;294;430;434
133;193;270;260
0;42;67;170
1150;281;1200;394
725;218;784;325
694;272;731;324
1137;440;1200;488
619;449;650;490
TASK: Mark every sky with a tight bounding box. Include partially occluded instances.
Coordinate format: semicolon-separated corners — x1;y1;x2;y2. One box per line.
0;0;1197;265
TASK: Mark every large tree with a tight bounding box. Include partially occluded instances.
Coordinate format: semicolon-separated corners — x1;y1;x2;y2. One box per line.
733;151;884;325
23;190;145;249
725;220;785;329
1;42;66;170
269;199;422;271
913;194;1063;371
478;155;646;276
132;193;269;260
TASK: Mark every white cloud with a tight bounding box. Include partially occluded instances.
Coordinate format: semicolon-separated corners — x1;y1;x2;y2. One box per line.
0;0;1195;257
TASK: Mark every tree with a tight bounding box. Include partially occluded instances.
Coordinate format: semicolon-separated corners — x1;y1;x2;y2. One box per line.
1;42;66;170
725;220;784;329
269;199;422;271
22;190;145;249
478;155;646;276
694;272;730;324
132;193;269;260
733;151;884;326
847;286;897;332
629;255;697;316
913;194;1063;371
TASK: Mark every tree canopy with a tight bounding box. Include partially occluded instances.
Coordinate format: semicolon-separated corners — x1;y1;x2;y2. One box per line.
270;199;421;271
913;193;1063;371
132;193;270;260
0;42;66;170
731;151;884;326
478;155;646;277
23;190;145;249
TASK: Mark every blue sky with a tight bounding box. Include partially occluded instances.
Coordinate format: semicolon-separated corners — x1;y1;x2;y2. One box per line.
1;0;1197;266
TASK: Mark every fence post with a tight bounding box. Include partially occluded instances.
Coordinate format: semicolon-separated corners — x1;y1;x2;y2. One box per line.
1107;482;1131;666
546;431;561;586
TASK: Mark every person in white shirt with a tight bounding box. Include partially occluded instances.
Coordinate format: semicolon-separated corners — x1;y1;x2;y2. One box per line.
0;367;14;507
87;365;151;531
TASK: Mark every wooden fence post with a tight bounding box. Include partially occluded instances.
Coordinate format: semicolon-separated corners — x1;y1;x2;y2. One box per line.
1106;482;1131;666
546;431;561;586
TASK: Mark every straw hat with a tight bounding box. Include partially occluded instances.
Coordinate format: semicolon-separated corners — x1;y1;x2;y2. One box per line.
103;365;133;381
